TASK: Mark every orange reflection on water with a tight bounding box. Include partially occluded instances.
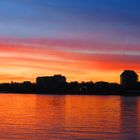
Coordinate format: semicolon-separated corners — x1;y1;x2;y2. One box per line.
0;94;139;140
65;96;121;134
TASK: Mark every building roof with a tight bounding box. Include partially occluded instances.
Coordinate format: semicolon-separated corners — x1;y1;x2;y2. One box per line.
37;75;65;79
121;70;138;77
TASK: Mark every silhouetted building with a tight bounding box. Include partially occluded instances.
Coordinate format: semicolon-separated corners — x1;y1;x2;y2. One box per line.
36;75;66;89
22;81;32;86
120;70;138;89
95;81;109;89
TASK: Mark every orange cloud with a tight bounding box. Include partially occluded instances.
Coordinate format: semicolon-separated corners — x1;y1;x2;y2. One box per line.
0;37;139;83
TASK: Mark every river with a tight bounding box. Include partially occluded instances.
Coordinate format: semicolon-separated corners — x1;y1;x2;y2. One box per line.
0;94;139;140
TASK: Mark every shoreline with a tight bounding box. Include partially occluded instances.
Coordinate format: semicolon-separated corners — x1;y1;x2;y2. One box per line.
0;91;140;96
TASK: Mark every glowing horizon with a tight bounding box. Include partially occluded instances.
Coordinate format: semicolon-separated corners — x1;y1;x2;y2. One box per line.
0;0;139;83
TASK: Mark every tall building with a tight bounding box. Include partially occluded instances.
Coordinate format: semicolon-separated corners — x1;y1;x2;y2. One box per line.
120;70;138;89
36;75;66;89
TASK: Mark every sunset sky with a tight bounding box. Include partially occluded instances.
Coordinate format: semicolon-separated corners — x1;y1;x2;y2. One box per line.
0;0;140;83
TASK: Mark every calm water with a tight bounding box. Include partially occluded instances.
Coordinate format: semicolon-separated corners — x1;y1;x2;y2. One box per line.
0;94;139;140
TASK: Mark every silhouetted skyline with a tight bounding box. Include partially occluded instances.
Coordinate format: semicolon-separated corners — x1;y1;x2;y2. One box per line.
0;70;139;95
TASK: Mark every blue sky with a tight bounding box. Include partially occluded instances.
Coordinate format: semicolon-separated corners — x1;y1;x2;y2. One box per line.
0;0;139;39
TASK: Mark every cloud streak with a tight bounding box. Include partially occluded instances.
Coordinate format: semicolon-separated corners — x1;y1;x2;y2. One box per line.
0;37;139;82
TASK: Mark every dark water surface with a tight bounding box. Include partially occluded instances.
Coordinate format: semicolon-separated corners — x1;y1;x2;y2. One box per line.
0;94;139;140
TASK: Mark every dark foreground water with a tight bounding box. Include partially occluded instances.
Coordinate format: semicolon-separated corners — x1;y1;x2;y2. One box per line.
0;94;140;140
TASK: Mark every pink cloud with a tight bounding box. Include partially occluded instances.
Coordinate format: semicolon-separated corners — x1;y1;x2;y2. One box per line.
0;37;139;82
